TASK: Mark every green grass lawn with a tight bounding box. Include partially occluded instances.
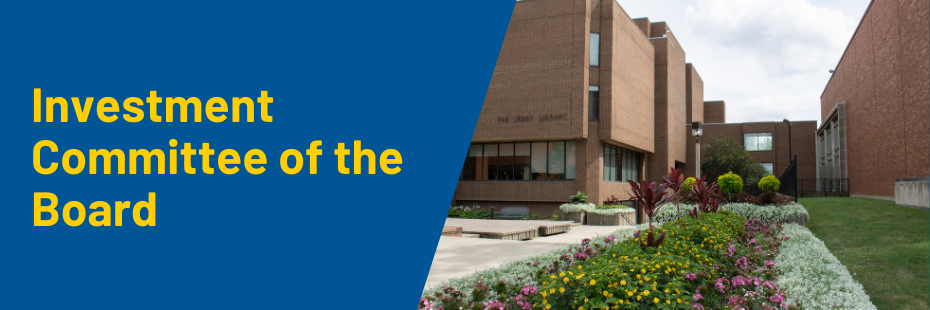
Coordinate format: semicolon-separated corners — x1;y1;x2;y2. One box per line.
799;197;929;310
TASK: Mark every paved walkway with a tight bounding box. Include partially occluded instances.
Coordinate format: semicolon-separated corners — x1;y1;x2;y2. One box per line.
424;220;632;290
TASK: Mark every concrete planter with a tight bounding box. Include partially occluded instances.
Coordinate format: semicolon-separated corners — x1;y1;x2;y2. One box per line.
586;212;635;226
560;211;585;224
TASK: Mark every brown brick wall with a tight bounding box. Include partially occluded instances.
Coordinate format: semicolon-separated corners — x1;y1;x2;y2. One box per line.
819;0;929;197
686;64;704;124
646;22;688;183
682;121;817;180
474;0;590;142
703;101;726;123
598;1;656;153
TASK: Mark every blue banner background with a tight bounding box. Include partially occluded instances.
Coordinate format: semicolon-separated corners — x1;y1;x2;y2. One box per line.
0;1;513;308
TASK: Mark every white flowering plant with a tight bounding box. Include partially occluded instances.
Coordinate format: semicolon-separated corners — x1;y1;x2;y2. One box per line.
654;202;809;224
558;203;595;213
775;224;877;309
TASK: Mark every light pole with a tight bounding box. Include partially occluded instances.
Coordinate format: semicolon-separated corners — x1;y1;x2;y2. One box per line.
783;119;792;163
691;121;702;178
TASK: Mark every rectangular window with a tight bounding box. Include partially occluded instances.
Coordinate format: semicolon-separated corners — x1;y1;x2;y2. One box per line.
515;143;531;180
498;143;515;180
484;143;499;180
590;33;600;67
460;141;575;181
460;144;483;180
603;143;641;182
531;142;548;180
761;163;773;175
743;133;773;151
589;85;599;121
548;141;565;180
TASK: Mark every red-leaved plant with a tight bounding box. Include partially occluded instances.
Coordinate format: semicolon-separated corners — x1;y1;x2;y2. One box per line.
690;175;721;219
627;180;677;248
661;167;685;227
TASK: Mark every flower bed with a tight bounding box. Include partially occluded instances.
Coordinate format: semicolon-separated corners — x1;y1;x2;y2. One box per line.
559;203;594;224
421;212;806;309
654;203;809;225
775;223;877;309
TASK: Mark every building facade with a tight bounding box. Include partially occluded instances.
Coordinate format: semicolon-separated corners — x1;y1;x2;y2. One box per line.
453;0;816;216
818;0;929;199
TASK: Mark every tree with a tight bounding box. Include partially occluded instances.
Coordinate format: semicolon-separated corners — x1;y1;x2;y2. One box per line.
701;135;768;184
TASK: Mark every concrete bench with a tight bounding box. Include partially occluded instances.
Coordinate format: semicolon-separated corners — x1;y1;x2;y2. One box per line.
496;206;529;220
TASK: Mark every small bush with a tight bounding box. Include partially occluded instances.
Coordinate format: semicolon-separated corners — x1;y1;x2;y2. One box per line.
717;172;743;194
759;175;781;192
569;191;588;204
602;195;624;206
681;177;696;192
551;214;560;221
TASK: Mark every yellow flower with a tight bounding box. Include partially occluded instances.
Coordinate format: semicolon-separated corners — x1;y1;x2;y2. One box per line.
590;280;596;286
666;300;671;304
541;292;547;298
665;289;670;293
654;298;659;303
620;280;626;286
550;288;555;294
643;290;649;296
641;269;646;273
564;277;570;283
560;272;565;277
636;296;641;301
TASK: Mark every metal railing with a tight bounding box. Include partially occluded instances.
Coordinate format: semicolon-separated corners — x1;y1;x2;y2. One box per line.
777;155;798;201
798;178;849;197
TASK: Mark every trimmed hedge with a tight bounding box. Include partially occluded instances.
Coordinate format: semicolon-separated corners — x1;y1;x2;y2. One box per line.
776;224;877;309
655;202;809;224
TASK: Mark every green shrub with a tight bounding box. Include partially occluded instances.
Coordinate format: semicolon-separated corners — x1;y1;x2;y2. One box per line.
595;204;630;210
681;177;696;192
569;191;588;204
551;214;560;221
758;175;780;192
717;171;743;194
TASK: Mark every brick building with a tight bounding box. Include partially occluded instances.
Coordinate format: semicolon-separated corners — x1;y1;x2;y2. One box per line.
453;0;817;216
817;0;929;199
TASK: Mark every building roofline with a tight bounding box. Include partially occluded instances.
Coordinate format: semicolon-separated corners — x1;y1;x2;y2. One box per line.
821;0;876;98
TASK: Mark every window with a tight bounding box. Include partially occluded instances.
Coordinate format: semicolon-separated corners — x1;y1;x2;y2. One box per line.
761;163;773;176
603;143;641;182
460;141;575;181
589;86;599;121
590;33;600;67
744;133;772;151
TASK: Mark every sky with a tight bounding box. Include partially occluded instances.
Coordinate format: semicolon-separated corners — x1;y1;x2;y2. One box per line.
615;0;872;126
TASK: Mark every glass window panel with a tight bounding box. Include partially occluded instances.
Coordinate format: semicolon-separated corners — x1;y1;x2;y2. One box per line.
614;147;623;181
744;134;757;151
761;163;773;175
548;141;565;180
484;143;499;180
566;141;576;180
758;133;773;151
602;145;607;181
531;142;548;180
515;143;531;180
462;144;483;180
610;146;617;181
590;33;600;67
499;143;514;180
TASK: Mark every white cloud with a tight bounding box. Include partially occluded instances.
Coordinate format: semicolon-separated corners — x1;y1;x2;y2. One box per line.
616;0;870;125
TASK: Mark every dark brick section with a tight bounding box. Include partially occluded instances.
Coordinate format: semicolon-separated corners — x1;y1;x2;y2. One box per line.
703;101;726;124
819;0;929;197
